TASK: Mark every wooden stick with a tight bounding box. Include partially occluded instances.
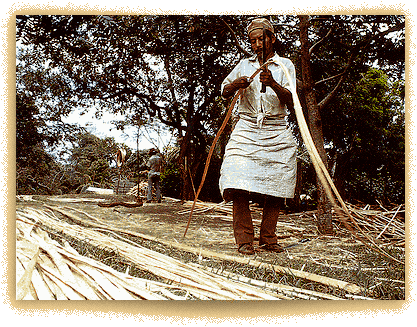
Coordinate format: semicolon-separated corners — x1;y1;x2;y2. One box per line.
376;205;402;239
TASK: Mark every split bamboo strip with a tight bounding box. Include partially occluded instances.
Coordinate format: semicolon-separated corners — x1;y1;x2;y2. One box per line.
30;232;80;286
47;197;108;204
345;294;375;300
16;248;40;300
209;214;307;232
377;206;402;239
23;206;364;295
103;274;167;300
248;258;362;294
21;233;173;299
17;214;181;299
41;271;69;300
26;259;56;300
37;253;98;299
16;208;286;300
57;260;104;300
58;245;189;300
75;263;138;300
16;261;38;300
178;201;232;215
52;254;110;300
189;263;346;300
40;268;86;300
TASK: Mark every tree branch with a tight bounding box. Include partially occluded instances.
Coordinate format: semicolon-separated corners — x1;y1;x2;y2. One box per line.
315;71;345;86
316;21;404;111
309;27;333;56
219;17;251;57
163;54;178;105
357;21;405;48
317;51;354;111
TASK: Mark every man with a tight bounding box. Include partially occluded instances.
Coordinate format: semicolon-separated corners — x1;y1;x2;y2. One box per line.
146;148;162;203
219;17;298;255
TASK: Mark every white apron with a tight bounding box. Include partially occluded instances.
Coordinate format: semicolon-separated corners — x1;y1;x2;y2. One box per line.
219;115;297;202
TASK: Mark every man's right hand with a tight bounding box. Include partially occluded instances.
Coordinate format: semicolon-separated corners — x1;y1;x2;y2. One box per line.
232;76;252;89
222;76;252;98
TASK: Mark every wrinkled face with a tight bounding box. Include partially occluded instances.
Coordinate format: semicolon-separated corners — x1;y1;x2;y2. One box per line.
249;29;276;62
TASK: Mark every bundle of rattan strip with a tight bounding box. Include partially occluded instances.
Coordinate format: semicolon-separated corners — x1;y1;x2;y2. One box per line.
345;203;405;246
177;200;233;216
16;208;283;300
45;197;108;204
127;181;148;197
179;200;266;216
188;263;347;300
16;216;186;300
36;204;365;295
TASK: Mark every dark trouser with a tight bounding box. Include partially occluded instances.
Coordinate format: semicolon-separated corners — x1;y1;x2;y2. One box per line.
232;190;283;246
147;175;161;201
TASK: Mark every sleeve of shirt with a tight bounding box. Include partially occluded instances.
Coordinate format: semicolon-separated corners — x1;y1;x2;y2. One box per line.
220;60;243;97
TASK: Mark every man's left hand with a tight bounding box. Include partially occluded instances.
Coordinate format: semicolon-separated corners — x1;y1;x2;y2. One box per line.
259;68;276;87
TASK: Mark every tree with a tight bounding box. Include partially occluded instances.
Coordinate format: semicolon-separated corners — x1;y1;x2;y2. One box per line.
299;16;405;234
15;79;79;195
68;131;125;189
15;15;405;213
16;15;252;200
326;68;405;204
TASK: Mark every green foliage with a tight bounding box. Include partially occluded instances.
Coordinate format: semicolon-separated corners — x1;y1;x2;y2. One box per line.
15;15;405;205
295;15;405;206
69;131;125;189
16;15;253;199
16;144;61;195
16;92;44;157
324;68;405;203
160;162;182;199
15;87;76;195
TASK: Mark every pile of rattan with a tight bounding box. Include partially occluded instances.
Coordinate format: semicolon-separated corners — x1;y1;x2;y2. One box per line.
179;199;405;249
17;207;285;300
345;202;405;247
16;205;369;300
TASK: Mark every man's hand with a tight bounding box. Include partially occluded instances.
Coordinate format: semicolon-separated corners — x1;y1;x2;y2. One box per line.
232;76;252;89
259;68;293;107
259;68;275;87
222;76;252;98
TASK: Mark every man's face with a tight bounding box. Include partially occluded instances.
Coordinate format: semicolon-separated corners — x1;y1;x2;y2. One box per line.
249;29;276;62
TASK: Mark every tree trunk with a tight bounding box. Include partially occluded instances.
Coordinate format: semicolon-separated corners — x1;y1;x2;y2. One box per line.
299;15;333;235
178;142;194;202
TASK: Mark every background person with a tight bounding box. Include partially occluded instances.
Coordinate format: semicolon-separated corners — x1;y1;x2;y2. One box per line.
146;148;162;203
